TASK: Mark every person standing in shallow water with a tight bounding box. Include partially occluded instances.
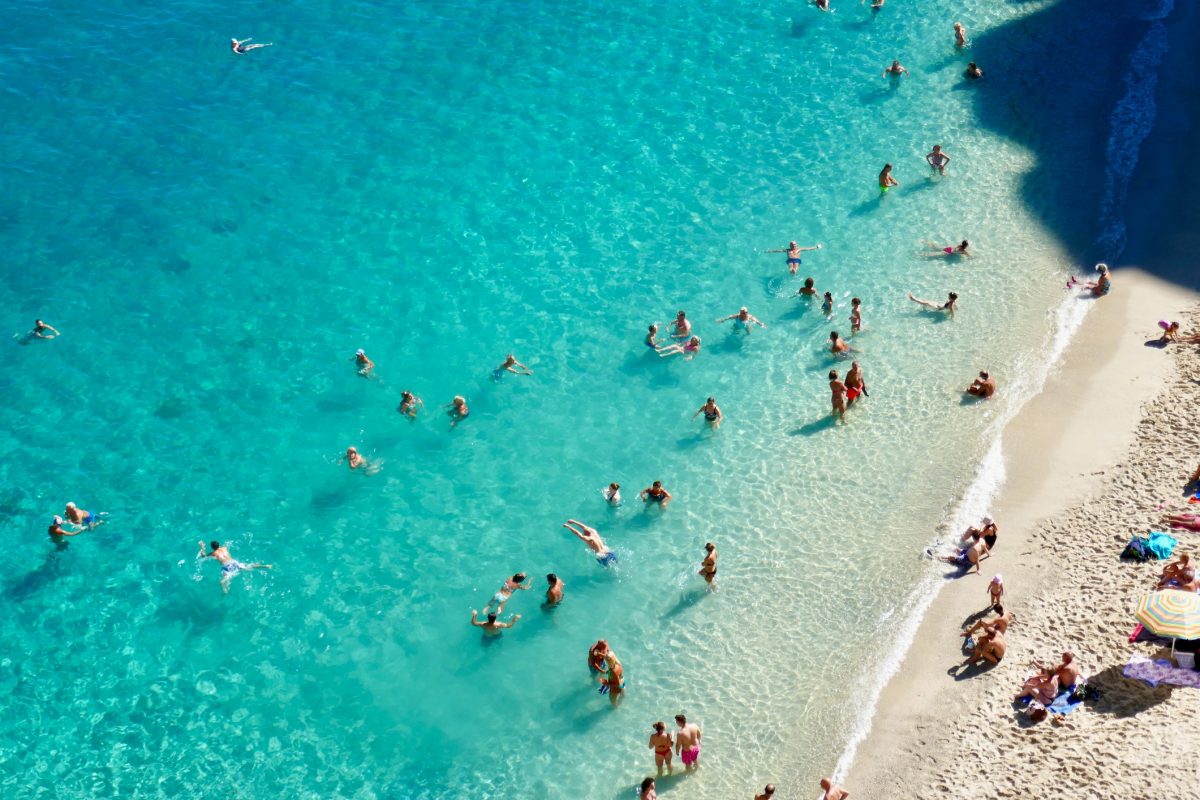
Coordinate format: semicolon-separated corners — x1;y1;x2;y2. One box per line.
926;144;951;175
649;721;674;775
699;542;717;587
675;715;702;771
879;163;899;193
845;361;867;406
445;395;469;427
397;390;423;419
545;573;564;605
693;397;723;429
829;370;847;419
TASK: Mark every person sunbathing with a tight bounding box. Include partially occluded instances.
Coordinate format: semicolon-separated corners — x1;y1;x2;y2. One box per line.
1163;566;1199;592
1159;554;1192;588
1034;652;1082;689
962;605;1014;639
1163;512;1200;532
1014;670;1059;704
964;625;1006;666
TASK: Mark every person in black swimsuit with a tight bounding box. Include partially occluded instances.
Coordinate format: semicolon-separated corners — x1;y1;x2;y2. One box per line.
692;397;723;429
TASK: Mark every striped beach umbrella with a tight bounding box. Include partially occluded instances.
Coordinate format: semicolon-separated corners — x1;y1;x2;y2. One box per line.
1134;590;1200;643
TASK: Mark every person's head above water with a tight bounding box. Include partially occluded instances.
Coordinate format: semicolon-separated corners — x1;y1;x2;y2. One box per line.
486;613;497;624
609;482;620;491
355;348;365;356
949;292;959;300
789;241;797;248
705;397;715;405
979;370;989;379
830;331;840;340
648;323;657;333
676;310;686;319
512;572;527;583
705;542;715;553
652;480;663;489
210;540;221;551
1095;262;1109;274
804;277;814;288
829;369;839;380
641;777;655;794
546;573;558;585
453;395;466;405
739;307;748;315
823;291;833;300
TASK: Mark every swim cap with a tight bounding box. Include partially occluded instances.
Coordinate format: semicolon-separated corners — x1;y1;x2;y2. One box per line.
981;516;993;526
991;574;1002;583
1095;263;1108;273
355;349;365;355
53;515;63;524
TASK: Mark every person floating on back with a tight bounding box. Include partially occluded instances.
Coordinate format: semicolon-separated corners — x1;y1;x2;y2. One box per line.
231;38;272;54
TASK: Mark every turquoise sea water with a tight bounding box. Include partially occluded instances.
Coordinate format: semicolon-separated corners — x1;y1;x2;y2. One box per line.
0;0;1164;797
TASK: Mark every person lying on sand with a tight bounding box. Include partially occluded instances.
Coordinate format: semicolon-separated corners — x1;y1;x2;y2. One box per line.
1014;670;1059;704
1163;512;1200;532
962;605;1014;639
965;625;1006;666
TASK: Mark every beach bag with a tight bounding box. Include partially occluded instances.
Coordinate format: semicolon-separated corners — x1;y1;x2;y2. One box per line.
1121;537;1151;562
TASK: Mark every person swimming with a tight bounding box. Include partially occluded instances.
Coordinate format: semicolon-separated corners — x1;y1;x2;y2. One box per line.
966;62;984;79
657;336;701;359
445;395;469;428
764;241;822;275
829;330;853;355
353;348;374;377
966;370;996;398
821;292;834;315
798;277;818;297
63;501;103;530
829;369;847;419
197;540;272;594
484;573;530;614
231;37;273;54
716;307;766;334
397;390;424;419
562;519;616;566
845;361;868;405
492;354;533;380
921;239;971;257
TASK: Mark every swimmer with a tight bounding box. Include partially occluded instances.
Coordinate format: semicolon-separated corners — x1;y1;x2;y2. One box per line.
397;390;424;419
692;396;723;429
966;62;984;80
197;540;272;594
966;369;996;398
921;239;971;257
821;292;834;315
484;573;530;614
954;22;968;48
926;144;951;175
882;59;908;78
649;721;675;775
670;310;692;340
340;446;366;470
845;361;868;405
545;573;564;605
48;515;83;537
231;37;273;54
30;320;59;340
849;297;863;332
63;501;103;531
445;395;470;428
645;324;660;350
1067;263;1111;296
798;277;818;297
716;307;766;334
470;610;520;635
699;542;717;587
492;354;533;379
562;519;617;567
640;480;673;508
765;241;822;275
353;348;374;377
879;163;899;192
907;291;958;314
820;778;850;800
814;0;830;10
829;370;847;419
657;336;701;359
603;482;622;505
829;330;853;354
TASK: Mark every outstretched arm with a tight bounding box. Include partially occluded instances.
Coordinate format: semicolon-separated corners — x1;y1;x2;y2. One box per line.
562;522;585;541
798;244;822;253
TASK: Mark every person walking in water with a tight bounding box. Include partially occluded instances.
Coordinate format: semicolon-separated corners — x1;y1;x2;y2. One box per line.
829;370;847;419
926;144;951;175
849;297;863;332
675;715;702;772
670;310;692;340
845;361;867;406
699;542;718;587
563;519;617;566
353;348;374;377
640;480;673;508
716;307;766;334
908;291;957;314
829;331;852;355
545;573;564;605
27;319;60;340
231;37;272;54
197;540;272;594
879;163;899;193
693;397;723;429
882;59;908;78
765;241;822;275
649;721;674;775
492;354;533;379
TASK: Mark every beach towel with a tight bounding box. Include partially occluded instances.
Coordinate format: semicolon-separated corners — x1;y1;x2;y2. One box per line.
1122;655;1200;688
1047;689;1085;715
1146;531;1178;560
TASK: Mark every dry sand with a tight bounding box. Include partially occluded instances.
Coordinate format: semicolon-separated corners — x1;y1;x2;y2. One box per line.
844;273;1200;799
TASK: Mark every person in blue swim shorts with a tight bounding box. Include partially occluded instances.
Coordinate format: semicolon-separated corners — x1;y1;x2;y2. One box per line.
63;501;103;531
764;241;822;275
198;540;272;594
562;519;616;567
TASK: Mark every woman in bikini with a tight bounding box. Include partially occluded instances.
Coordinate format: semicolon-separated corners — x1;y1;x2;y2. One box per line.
649;722;674;775
699;542;718;587
658;336;701;359
921;239;971;257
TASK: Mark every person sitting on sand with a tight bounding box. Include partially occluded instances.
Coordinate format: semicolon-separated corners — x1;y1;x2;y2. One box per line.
966;370;996;398
716;307;766;334
231;37;273;54
965;624;1007;666
820;777;849;800
966;62;984;80
907;291;957;314
1158;554;1191;588
484;573;530;615
921;239;971;257
658;336;702;359
882;59;909;78
937;531;990;573
765;241;822;275
1158;321;1181;344
1014;669;1059;704
962;604;1014;639
1067;263;1111;296
645;324;660;350
1189;464;1200;487
960;516;998;551
1034;652;1082;689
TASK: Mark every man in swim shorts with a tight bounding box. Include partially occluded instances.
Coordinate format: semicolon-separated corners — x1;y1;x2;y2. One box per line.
674;714;702;771
562;519;616;566
640;480;673;508
716;307;766;334
649;721;674;775
845;362;867;406
198;540;272;594
64;502;103;531
670;310;692;340
470;610;520;635
765;241;822;275
966;370;996;398
878;163;899;193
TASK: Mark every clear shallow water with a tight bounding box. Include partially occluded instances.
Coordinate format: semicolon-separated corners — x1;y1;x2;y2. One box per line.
0;0;1149;797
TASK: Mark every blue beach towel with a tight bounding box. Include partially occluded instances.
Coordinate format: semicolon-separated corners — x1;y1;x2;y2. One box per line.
1047;689;1084;716
1146;531;1178;560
